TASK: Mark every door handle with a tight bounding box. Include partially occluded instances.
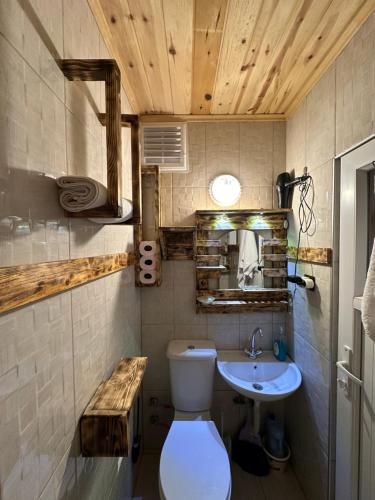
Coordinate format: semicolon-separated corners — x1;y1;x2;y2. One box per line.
336;360;363;387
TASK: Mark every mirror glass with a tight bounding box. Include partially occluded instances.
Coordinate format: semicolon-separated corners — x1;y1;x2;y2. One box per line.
207;229;273;289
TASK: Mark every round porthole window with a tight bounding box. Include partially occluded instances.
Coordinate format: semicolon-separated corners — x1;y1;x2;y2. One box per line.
209;174;242;207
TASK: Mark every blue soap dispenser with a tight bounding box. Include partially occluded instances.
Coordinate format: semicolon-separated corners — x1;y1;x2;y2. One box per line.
273;325;287;361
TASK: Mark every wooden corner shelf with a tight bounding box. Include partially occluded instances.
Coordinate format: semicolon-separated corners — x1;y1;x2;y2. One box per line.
58;60;141;224
159;227;195;260
80;357;147;457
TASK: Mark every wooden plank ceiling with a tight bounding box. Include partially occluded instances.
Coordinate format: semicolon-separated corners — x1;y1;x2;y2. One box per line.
89;0;375;117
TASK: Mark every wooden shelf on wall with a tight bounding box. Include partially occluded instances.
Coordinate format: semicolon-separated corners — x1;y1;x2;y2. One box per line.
134;166;161;287
197;300;289;314
196;265;226;279
58;60;141;224
198;289;289;301
97;112;141;226
196;288;289;313
0;253;134;315
195;209;290;298
263;268;288;278
80;357;147;457
159;227;195;260
195;209;292;231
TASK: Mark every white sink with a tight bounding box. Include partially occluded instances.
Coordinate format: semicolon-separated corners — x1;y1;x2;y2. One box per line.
217;350;302;402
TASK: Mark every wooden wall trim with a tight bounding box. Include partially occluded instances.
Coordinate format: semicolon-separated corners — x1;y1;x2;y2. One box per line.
287;246;332;266
0;253;134;315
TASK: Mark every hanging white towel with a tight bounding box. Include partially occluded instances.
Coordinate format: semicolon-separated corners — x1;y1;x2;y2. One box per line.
362;238;375;341
56;176;107;212
251;234;264;288
258;234;264;267
237;230;259;288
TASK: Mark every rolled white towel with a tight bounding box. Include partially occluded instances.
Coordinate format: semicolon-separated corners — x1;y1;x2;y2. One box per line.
88;199;133;224
362;238;375;341
56;176;107;212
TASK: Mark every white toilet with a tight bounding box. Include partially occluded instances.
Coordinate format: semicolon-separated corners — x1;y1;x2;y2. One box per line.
159;340;231;500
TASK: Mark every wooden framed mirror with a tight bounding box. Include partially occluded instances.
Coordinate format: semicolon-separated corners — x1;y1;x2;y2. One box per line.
195;209;291;313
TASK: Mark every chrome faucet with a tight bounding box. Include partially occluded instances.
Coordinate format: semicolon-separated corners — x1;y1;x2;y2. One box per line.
244;327;263;358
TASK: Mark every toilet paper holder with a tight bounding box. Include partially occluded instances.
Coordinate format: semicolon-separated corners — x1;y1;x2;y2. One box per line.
287;274;316;291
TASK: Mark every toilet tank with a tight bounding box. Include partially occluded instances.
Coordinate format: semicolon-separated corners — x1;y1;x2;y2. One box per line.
167;340;217;412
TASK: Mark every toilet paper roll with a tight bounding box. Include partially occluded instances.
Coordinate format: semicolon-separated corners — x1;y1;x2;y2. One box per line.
140;255;156;270
139;240;157;256
302;276;315;290
140;270;156;285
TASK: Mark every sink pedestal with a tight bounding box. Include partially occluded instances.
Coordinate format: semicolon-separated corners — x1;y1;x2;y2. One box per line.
239;399;262;445
253;400;261;434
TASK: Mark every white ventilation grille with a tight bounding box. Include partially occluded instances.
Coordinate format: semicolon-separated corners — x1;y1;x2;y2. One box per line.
141;123;188;172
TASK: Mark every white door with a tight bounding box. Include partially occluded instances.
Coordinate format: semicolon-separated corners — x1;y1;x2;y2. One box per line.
336;138;375;500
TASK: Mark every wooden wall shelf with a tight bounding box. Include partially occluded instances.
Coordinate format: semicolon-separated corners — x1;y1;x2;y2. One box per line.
198;289;289;301
80;357;147;457
287;246;332;265
197;300;289;314
160;227;195;260
0;253;134;315
196;289;289;313
98;112;141;226
195;210;289;305
196;209;291;231
58;60;141;224
135;166;161;286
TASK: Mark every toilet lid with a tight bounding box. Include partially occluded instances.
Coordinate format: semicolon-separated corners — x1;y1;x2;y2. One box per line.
159;421;231;500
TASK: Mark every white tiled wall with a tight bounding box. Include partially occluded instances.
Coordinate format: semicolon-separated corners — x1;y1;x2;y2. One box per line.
286;11;375;500
160;121;286;225
143;119;287;451
0;1;141;499
286;68;335;500
141;261;287;451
